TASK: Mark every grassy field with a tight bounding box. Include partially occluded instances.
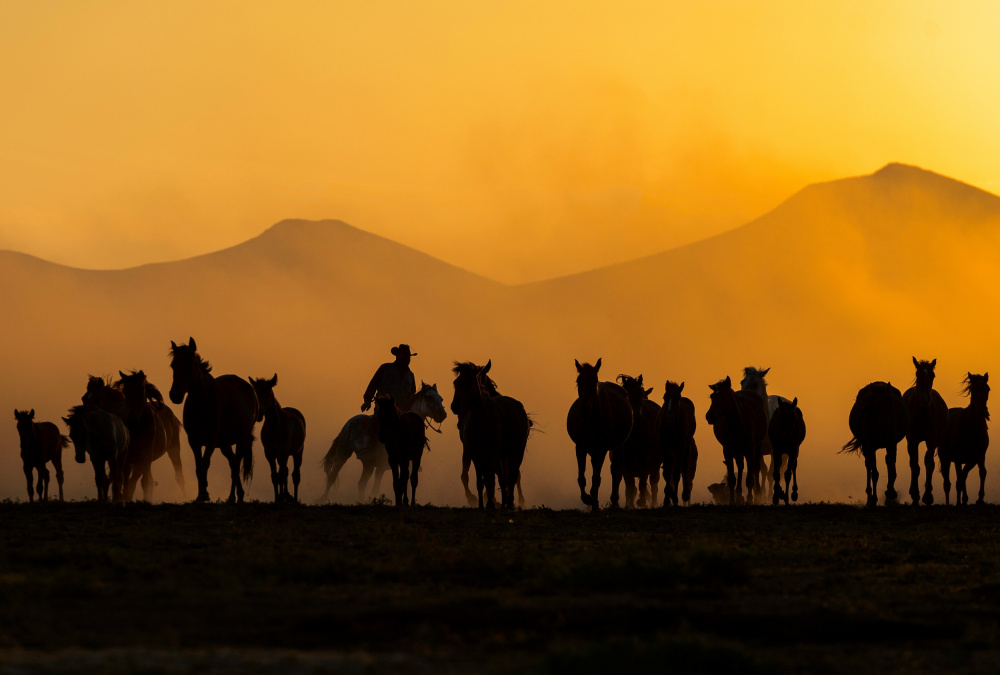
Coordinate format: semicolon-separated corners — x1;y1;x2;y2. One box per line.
1;501;1000;674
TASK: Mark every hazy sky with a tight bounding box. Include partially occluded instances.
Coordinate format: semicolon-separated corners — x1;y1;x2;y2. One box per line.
2;1;998;281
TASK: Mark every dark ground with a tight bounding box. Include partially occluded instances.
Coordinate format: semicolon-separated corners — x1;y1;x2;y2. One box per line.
1;501;999;674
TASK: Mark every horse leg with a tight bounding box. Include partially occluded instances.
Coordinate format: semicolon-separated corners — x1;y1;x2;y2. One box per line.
140;463;154;502
278;454;290;501
40;466;50;501
608;449;622;509
905;438;920;505
576;446;591;506
516;472;525;508
977;461;987;505
649;472;660;508
725;455;736;506
23;464;34;503
399;461;411;507
357;461;376;503
682;441;697;505
410;455;421;506
220;445;239;503
51;456;65;502
389;462;402;507
589;451;607;511
941;459;952;505
922;444;936;505
166;441;186;499
268;455;280;502
92;460;107;502
460;452;477;507
292;451;303;502
884;444;898;502
787;452;797;504
865;450;879;507
772;452;784;505
957;463;969;506
624;474;637;509
371;453;390;500
736;456;746;506
191;442;210;502
475;462;485;509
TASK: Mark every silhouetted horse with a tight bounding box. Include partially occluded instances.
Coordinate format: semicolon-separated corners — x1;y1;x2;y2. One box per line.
616;375;661;508
768;397;805;505
656;380;698;506
706;376;767;505
902;357;949;505
740;367;791;498
320;382;447;502
940;373;990;505
83;374;185;497
115;370;185;501
63;405;129;502
373;394;427;506
454;371;528;508
14;409;67;502
168;338;258;503
842;382;909;507
451;361;531;510
567;359;633;510
250;375;306;502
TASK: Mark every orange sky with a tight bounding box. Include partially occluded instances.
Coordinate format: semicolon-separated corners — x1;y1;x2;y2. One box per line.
1;1;999;282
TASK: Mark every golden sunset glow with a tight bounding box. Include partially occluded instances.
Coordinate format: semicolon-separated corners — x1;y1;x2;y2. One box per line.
3;2;1000;281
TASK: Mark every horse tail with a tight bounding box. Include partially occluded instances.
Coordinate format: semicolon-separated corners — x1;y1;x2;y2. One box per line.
322;426;353;479
241;435;255;483
840;436;863;455
59;434;71;450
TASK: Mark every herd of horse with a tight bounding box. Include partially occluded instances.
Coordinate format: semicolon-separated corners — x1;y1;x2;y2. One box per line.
10;339;991;510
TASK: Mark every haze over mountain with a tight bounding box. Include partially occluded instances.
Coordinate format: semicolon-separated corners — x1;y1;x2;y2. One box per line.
2;163;998;506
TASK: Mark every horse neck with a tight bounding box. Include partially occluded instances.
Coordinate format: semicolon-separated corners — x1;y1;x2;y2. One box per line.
186;369;215;401
261;394;282;421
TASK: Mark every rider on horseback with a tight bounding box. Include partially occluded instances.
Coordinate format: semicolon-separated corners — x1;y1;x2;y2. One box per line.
361;344;417;412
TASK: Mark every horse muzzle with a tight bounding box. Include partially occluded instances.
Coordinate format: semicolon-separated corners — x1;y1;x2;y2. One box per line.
75;450;86;464
169;389;185;405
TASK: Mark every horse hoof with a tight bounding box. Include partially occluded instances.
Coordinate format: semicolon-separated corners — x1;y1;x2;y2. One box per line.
580;494;595;507
885;489;898;500
977;498;986;506
922;493;934;506
791;492;798;503
195;493;210;503
772;494;779;506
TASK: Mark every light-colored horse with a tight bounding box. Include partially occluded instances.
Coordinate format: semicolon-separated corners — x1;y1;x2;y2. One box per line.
320;382;447;502
739;367;790;498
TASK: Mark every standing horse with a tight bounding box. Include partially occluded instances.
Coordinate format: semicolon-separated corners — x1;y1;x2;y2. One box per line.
116;370;185;501
168;338;258;503
567;359;633;510
768;397;805;505
842;382;909;507
740;367;790;498
82;374;186;497
902;358;949;505
451;361;531;510
62;405;129;502
940;373;990;505
373;394;427;506
616;375;661;508
656;381;698;506
706;376;767;505
250;375;306;502
320;382;447;502
14;409;67;502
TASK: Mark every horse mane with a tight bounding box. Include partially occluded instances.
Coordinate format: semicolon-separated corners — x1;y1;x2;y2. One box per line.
711;378;731;391
961;374;978;397
616;374;639;388
88;373;121;392
452;361;499;395
169;344;213;375
64;405;90;426
743;367;768;385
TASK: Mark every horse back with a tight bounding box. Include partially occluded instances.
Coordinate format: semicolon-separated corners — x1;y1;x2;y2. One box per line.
186;374;257;447
34;421;65;464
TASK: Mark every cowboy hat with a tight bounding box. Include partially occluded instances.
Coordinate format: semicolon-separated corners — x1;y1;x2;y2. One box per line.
391;344;417;357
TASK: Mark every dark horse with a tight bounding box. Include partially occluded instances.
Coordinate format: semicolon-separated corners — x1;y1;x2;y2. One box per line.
567;359;633;510
14;409;67;502
63;405;129;502
940;373;990;505
168;338;258;503
706;376;767;505
842;382;909;507
116;370;185;501
656;380;698;506
82;374;185;497
902;358;949;505
373;394;427;506
250;375;306;502
768;397;805;505
451;361;531;510
616;374;661;508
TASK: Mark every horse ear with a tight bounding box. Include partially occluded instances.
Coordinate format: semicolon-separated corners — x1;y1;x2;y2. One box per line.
985;373;989;382
595;358;602;372
645;387;654;397
119;370;127;380
138;370;145;378
29;409;34;419
13;409;16;419
724;376;731;388
188;337;197;350
761;368;770;377
575;359;583;373
637;374;644;386
482;360;492;374
171;340;177;350
913;356;919;367
679;382;685;393
61;417;69;425
270;374;278;387
432;383;438;390
931;359;937;368
792;397;798;407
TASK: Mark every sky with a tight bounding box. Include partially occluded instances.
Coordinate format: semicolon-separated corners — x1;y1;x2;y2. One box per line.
2;1;1000;282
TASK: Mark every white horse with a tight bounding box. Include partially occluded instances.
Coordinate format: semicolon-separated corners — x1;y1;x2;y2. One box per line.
739;367;790;498
320;382;447;502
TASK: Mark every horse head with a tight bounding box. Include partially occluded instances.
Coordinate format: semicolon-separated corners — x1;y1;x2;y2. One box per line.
14;409;34;448
616;374;650;413
415;381;447;424
740;367;770;398
117;370;149;417
575;358;602;401
662;380;685;414
62;408;89;464
249;375;278;423
169;337;210;405
963;372;990;419
706;376;734;424
451;361;490;416
912;357;937;390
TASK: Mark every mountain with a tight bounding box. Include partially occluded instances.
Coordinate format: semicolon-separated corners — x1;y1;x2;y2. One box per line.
2;164;999;506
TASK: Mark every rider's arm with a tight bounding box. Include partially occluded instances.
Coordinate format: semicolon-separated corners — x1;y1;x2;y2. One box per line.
362;364;385;405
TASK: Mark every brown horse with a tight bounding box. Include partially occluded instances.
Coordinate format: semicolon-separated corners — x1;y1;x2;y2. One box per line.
451;361;531;510
706;376;767;505
373;394;427;506
83;374;185;497
616;374;661;508
567;359;633;510
250;375;306;502
116;370;185;501
63;405;129;502
902;358;950;505
168;338;258;503
14;409;67;502
656;380;698;506
940;373;990;505
768;397;805;505
842;382;909;507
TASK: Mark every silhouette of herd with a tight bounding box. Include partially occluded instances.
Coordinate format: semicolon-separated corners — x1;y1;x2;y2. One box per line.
11;340;991;509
